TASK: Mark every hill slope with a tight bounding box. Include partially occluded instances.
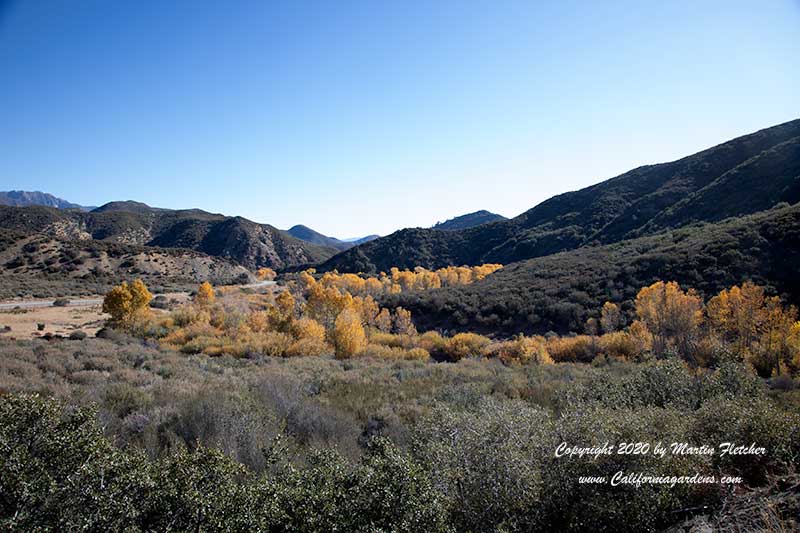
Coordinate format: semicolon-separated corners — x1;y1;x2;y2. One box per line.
432;210;507;231
322;118;800;273
0;230;252;299
0;203;337;270
384;204;800;335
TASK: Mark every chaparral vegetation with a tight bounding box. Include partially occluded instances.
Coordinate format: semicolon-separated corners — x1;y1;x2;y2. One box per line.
1;267;799;532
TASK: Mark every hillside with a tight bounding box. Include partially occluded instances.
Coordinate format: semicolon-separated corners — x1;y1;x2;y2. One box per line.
384;204;800;335
432;210;507;231
0;190;94;211
322;118;800;272
0;203;337;270
0;230;252;299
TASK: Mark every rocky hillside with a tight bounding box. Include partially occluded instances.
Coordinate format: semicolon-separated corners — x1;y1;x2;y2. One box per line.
0;230;252;299
0;202;338;270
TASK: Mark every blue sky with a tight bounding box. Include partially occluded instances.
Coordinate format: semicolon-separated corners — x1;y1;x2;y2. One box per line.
1;0;798;237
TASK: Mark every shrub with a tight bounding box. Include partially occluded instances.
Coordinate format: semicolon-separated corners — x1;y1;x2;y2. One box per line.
290;317;326;344
692;397;800;484
285;337;329;357
486;334;553;365
149;295;169;309
546;335;597;363
361;343;430;361
442;332;491;362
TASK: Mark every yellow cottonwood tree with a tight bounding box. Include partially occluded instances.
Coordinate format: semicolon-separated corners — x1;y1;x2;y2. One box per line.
103;279;152;329
195;282;215;307
333;308;367;358
635;281;702;362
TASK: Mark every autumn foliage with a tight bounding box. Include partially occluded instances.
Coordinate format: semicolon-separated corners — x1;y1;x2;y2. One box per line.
102;279;152;329
104;271;800;377
194;281;216;307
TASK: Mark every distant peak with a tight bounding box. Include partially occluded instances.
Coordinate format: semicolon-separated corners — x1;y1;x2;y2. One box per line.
92;200;154;214
433;210;507;231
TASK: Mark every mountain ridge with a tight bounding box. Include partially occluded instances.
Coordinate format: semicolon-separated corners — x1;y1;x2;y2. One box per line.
0;203;337;270
0;190;95;211
321;118;800;273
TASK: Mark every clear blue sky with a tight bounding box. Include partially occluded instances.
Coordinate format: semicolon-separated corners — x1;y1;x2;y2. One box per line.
1;1;798;237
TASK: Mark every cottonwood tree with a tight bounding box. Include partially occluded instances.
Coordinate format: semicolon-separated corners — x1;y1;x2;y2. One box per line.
635;281;702;363
102;279;152;329
707;282;798;375
333;308;367;358
194;282;216;307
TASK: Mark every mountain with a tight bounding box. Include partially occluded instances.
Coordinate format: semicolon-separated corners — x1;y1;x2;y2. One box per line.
384;203;800;335
432;210;507;231
287;225;381;250
0;202;338;270
287;225;353;251
0;190;95;211
321;118;800;273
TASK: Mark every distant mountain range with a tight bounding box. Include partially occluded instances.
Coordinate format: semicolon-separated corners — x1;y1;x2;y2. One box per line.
287;210;505;254
432;210;507;231
286;225;379;252
0;190;96;211
0;201;337;270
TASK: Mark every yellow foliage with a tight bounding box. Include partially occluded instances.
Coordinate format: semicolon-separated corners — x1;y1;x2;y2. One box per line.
290;317;326;343
286;337;329;357
374;308;392;333
368;331;417;349
102;279;153;329
418;331;446;354
546;335;596;363
333;308;367;359
443;332;491;362
275;290;296;318
246;311;269;333
256;267;277;281
707;282;798;375
487;335;553;365
361;343;430;360
598;330;638;360
195;282;216;307
635;281;702;360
